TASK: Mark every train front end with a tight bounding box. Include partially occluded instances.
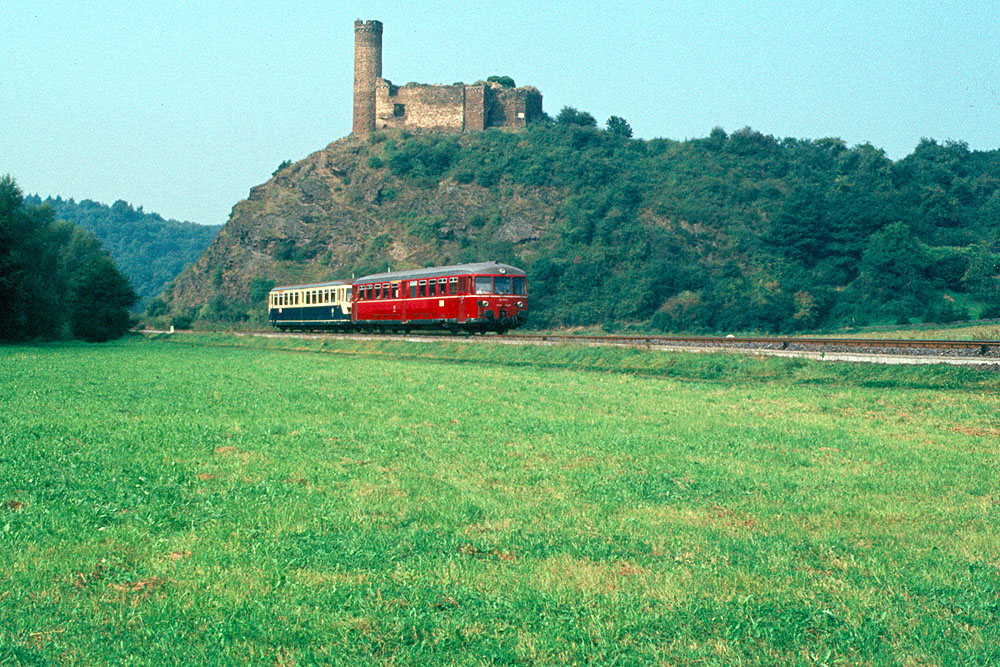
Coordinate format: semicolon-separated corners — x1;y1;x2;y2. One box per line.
468;264;528;333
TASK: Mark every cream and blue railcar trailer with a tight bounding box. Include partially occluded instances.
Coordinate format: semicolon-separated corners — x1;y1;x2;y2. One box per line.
267;280;353;331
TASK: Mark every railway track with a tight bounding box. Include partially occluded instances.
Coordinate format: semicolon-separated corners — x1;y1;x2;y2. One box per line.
513;333;1000;358
149;329;1000;366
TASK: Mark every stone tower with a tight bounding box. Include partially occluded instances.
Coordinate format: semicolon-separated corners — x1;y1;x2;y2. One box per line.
353;20;383;134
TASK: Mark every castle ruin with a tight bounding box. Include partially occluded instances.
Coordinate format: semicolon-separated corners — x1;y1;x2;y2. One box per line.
352;20;543;134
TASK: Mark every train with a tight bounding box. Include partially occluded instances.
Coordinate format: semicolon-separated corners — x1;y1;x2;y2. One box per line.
267;261;528;334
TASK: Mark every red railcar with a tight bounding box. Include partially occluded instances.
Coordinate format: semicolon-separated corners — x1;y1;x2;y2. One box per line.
352;261;528;333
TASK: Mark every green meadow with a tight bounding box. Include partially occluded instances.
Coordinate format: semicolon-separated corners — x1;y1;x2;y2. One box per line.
2;334;999;665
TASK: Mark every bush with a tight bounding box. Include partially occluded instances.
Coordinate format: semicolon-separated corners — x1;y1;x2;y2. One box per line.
170;314;193;330
146;298;168;317
922;299;969;324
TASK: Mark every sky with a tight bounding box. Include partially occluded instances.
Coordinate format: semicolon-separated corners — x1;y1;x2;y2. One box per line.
3;0;999;226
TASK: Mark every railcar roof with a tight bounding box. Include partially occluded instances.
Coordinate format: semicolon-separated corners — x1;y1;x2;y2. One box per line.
354;262;525;285
270;280;351;292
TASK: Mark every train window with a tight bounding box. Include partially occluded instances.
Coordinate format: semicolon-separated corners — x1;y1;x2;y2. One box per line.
392;283;400;298
449;277;458;295
494;276;512;295
512;277;526;295
409;280;417;297
438;278;447;295
418;280;427;297
383;283;390;299
367;285;374;300
429;280;436;297
475;276;492;294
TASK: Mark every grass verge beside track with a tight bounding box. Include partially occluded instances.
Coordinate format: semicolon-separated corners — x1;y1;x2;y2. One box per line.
2;334;999;665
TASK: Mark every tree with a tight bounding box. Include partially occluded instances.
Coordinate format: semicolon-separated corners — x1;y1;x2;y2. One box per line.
486;75;516;88
555;107;597;128
0;175;137;341
606;116;633;138
855;222;926;316
68;255;137;342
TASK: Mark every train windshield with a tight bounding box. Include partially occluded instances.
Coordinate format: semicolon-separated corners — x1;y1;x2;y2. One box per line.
512;276;526;295
474;276;492;294
493;276;512;295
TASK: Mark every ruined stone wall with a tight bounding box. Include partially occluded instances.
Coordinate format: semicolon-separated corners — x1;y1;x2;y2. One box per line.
351;19;542;135
463;85;486;132
492;87;544;129
374;80;466;131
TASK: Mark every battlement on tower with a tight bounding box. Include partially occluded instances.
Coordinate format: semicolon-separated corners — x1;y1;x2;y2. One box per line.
353;20;382;34
351;20;542;135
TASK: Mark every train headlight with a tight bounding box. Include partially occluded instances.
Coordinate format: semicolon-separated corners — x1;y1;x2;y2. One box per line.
479;300;489;307
516;301;524;308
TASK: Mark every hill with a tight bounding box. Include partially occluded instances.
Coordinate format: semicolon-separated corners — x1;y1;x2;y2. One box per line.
25;195;222;309
159;120;1000;332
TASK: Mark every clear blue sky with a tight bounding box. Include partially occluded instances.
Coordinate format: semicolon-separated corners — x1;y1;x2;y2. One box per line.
3;0;998;225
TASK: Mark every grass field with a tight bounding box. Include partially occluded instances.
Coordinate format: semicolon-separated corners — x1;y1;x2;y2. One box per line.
2;334;999;665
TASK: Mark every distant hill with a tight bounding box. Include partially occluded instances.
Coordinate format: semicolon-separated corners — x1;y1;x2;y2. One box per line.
160;120;1000;332
25;195;221;308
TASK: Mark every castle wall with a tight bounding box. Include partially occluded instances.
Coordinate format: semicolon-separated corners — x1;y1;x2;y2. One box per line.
493;87;543;129
463;85;486;132
374;81;466;132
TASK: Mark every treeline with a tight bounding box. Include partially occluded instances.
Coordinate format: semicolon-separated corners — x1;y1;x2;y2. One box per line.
23;195;221;309
371;115;1000;332
1;176;137;342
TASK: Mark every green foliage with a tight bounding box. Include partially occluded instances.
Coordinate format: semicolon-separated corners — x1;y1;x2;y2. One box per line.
23;194;220;309
605;115;633;138
1;176;137;341
486;75;516;88
169;313;193;329
272;159;293;176
555;106;597;127
403;213;447;243
248;277;275;305
68;255;138;341
145;298;168;317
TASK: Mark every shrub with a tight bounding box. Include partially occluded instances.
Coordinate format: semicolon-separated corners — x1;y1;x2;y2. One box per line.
170;314;193;330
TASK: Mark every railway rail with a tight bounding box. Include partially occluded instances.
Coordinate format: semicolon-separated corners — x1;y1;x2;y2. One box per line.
148;329;1000;366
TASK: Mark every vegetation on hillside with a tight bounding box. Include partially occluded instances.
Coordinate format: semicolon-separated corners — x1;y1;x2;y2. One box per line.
1;176;137;342
161;114;1000;334
369;116;1000;332
24;194;221;309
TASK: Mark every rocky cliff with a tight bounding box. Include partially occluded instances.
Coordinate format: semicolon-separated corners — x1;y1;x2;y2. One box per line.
163;132;563;316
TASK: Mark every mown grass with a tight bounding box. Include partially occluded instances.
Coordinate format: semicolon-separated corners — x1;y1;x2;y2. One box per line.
2;334;999;665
